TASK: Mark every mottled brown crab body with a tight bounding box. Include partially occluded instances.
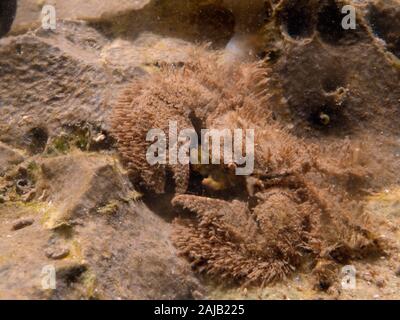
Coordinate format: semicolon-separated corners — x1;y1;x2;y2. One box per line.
111;47;385;289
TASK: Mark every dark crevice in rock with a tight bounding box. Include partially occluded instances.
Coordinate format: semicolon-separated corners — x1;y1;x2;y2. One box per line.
368;4;400;59
142;192;176;222
59;265;88;283
278;0;316;39
23;127;49;155
322;74;346;93
194;4;236;46
307;102;348;133
317;0;361;45
0;0;17;38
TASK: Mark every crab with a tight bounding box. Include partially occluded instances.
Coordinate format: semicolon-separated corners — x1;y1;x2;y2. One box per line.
111;46;386;289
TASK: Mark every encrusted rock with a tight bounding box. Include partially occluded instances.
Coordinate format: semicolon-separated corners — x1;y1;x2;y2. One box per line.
44;246;70;260
0;152;202;299
0;21;195;152
0;142;25;176
11;217;34;231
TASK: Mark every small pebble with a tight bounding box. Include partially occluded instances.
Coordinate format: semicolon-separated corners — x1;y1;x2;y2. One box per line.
45;246;70;260
11;218;34;231
376;278;386;288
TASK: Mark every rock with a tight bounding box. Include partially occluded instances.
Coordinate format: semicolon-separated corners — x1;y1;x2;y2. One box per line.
376;278;386;288
0;21;197;152
269;0;400;140
90;0;268;48
12;0;150;34
0;21;122;149
45;246;70;260
11;218;34;230
0;142;24;175
0;152;202;299
0;0;16;38
395;267;400;277
264;0;400;190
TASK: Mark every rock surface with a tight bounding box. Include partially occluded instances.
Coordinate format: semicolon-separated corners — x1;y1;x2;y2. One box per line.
0;21;198;151
0;142;25;175
0;152;201;299
268;0;400;139
11;0;150;34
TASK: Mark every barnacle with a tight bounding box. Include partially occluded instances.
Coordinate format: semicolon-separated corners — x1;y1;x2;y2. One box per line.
319;112;330;125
